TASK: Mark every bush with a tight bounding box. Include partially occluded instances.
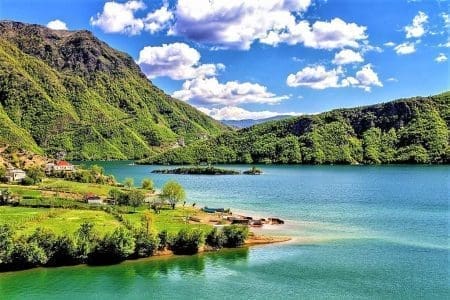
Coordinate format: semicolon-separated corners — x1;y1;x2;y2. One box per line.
141;178;154;191
205;228;225;249
222;225;249;248
133;230;159;258
170;228;204;255
47;236;77;266
88;227;135;265
9;238;48;269
158;230;170;250
21;176;35;186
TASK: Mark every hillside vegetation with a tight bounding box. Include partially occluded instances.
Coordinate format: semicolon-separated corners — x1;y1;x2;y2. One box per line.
0;21;225;160
141;92;450;165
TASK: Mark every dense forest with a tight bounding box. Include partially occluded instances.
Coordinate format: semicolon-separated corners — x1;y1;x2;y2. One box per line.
0;21;226;160
141;92;450;165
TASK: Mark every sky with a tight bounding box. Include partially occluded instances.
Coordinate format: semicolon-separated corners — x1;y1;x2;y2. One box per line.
1;0;449;120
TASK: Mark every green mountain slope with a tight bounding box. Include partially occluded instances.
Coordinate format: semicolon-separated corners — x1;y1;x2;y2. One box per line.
142;92;450;164
0;21;226;159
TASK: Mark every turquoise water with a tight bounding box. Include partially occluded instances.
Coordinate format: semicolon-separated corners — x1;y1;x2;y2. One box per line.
1;163;449;299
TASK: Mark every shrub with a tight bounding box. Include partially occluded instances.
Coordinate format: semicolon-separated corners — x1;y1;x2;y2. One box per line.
170;228;204;255
21;176;35;186
133;230;159;258
222;225;249;248
88;227;135;265
158;230;170;251
205;228;225;249
141;178;154;191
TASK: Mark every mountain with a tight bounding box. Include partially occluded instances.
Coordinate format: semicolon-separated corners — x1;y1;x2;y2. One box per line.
140;92;450;165
221;115;294;129
0;21;226;160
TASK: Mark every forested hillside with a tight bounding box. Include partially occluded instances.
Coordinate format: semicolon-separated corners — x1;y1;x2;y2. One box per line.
141;92;450;164
0;21;226;160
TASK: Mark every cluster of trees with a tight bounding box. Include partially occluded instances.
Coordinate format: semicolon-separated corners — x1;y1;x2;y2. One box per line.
51;165;116;185
141;94;449;165
0;222;249;271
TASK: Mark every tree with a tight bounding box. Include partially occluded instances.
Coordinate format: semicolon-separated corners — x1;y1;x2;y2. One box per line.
161;180;186;209
76;222;97;262
205;228;225;249
133;229;159;258
222;225;249;248
108;188;124;204
88;227;135;264
124;177;134;189
0;166;6;183
141;178;154;191
170;228;204;255
128;189;145;212
26;166;45;184
0;224;14;265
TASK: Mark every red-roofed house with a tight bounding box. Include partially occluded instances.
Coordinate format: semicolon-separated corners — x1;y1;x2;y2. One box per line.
45;161;75;173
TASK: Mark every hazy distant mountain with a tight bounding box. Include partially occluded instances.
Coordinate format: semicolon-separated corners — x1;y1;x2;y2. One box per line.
221;115;294;128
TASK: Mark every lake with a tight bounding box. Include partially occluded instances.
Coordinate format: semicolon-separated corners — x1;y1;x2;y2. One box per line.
1;163;448;299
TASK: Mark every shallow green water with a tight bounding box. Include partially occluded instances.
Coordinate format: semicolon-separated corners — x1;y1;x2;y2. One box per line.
1;164;449;299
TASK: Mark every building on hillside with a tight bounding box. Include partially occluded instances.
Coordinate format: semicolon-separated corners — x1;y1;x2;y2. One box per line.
5;167;26;182
84;193;103;205
45;161;75;173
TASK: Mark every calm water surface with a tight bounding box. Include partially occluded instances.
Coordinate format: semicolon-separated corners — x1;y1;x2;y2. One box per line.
1;163;448;299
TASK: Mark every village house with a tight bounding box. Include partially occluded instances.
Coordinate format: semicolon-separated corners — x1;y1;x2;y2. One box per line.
84;193;103;205
45;160;75;173
5;167;26;182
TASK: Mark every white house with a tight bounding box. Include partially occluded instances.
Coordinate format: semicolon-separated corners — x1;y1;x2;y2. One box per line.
5;167;26;182
45;161;75;173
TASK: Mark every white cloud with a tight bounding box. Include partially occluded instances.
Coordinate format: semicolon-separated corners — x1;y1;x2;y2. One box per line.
197;106;301;120
173;77;289;106
287;64;382;92
90;0;145;35
384;41;396;47
438;41;450;48
387;77;398;82
354;64;382;92
170;1;367;50
286;65;343;89
136;43;223;80
46;19;68;30
144;5;173;33
90;0;172;35
394;42;416;55
435;53;448;63
332;49;364;65
405;11;428;38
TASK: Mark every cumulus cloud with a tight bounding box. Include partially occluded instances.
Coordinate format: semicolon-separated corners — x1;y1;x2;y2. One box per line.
144;5;173;33
90;0;172;35
354;64;382;91
286;64;382;92
286;65;343;89
394;42;416;55
435;53;448;63
405;11;428;38
173;77;289;106
46;19;68;30
387;77;398;82
136;43;223;80
442;13;450;28
197;106;301;120
384;41;396;47
332;49;364;65
170;0;366;50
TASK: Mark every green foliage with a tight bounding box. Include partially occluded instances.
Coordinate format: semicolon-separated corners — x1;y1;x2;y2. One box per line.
161;181;186;209
142;93;449;165
141;178;154;191
88;227;135;264
25;166;45;183
222;225;249;248
205;227;226;249
133;229;159;258
127;189;145;212
0;224;14;265
169;228;204;255
124;178;134;189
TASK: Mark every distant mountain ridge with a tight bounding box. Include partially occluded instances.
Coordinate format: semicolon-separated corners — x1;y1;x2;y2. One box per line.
141;92;450;165
221;115;294;129
0;20;226;160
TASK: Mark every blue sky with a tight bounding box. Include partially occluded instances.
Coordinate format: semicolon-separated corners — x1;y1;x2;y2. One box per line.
1;0;449;120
